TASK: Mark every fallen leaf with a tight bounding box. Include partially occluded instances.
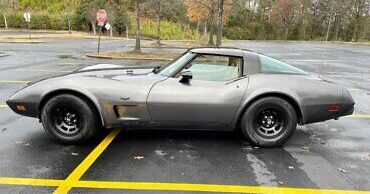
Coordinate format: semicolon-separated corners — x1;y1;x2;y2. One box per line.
358;156;367;161
134;156;144;160
24;143;30;147
288;165;295;170
1;128;6;132
300;145;310;151
337;168;348;173
314;137;326;145
348;165;358;169
278;181;284;185
71;152;79;156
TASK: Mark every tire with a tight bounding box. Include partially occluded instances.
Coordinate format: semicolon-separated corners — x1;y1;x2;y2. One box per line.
241;97;297;147
41;94;99;144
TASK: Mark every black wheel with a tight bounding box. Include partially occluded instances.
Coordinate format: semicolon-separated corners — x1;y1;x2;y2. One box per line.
41;94;99;144
241;97;297;147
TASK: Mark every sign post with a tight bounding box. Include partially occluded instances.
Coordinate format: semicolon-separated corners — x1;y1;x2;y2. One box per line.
96;9;107;54
23;12;31;40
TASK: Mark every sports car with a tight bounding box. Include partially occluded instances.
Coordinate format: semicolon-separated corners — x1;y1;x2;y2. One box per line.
7;48;355;147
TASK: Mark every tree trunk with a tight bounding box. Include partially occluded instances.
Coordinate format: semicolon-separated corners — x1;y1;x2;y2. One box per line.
67;13;71;34
326;13;334;42
203;19;207;36
155;2;161;46
126;25;129;38
216;0;224;46
1;0;8;30
284;26;289;40
91;21;96;36
208;0;215;46
134;0;141;52
110;27;113;37
335;20;339;41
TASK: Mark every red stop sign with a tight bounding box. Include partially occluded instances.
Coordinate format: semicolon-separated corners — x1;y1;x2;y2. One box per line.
96;9;107;23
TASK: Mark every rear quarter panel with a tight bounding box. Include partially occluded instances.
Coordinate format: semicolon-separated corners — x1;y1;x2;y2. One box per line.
236;74;345;125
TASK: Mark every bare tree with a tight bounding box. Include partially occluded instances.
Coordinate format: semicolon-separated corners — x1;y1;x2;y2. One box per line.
216;0;224;46
134;0;141;52
1;0;8;30
152;0;162;45
325;2;335;42
208;0;215;46
351;0;369;41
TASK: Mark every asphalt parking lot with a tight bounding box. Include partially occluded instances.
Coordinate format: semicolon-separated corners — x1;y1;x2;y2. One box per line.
0;36;370;193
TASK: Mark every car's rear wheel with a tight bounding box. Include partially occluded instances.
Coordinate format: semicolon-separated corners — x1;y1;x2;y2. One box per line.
241;97;297;147
41;94;98;144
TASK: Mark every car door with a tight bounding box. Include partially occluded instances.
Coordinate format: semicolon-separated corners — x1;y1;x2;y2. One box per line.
147;54;248;127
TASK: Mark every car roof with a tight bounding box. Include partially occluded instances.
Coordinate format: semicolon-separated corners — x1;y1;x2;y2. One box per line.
189;47;254;57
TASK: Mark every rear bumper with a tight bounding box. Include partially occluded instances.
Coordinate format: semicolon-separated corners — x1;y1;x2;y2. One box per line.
303;102;354;124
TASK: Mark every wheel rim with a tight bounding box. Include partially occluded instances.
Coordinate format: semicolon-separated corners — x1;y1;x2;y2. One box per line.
51;105;83;136
254;107;286;138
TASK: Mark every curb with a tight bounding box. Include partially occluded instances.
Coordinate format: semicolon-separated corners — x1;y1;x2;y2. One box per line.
86;53;174;61
0;53;9;57
124;45;191;49
223;39;370;46
0;40;44;44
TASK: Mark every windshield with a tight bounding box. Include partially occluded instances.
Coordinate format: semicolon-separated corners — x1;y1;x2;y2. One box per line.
259;54;308;75
155;52;195;76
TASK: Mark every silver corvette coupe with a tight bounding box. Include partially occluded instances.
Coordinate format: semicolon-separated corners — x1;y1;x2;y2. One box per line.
7;48;354;147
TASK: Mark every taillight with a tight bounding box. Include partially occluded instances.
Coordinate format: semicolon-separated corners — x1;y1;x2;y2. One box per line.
328;105;339;112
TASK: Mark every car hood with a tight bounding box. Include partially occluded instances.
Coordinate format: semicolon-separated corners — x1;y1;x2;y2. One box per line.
67;64;156;80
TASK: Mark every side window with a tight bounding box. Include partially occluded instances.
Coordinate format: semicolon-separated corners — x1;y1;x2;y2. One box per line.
178;54;242;81
260;55;307;75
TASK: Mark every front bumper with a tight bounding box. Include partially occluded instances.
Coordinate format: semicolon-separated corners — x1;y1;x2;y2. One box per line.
6;100;39;118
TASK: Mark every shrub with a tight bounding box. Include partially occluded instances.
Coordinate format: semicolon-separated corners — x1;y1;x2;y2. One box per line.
129;18;200;40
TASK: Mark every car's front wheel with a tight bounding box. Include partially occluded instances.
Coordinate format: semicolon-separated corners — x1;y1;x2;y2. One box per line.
41;94;98;144
241;97;297;147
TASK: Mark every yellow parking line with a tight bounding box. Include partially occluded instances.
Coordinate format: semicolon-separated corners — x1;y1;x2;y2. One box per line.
348;88;360;91
53;128;121;194
0;104;8;108
0;80;30;84
1;177;369;194
0;177;62;187
74;181;370;194
15;69;72;73
346;114;370;119
58;62;84;66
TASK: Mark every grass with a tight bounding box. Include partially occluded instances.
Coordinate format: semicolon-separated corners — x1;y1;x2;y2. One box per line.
127;40;211;49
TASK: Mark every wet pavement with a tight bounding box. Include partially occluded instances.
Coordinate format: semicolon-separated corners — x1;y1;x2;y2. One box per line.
0;38;370;193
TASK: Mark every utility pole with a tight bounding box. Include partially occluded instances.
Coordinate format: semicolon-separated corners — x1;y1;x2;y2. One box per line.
1;0;8;30
216;0;224;47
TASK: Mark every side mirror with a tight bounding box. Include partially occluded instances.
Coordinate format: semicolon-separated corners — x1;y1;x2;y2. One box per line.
179;71;193;83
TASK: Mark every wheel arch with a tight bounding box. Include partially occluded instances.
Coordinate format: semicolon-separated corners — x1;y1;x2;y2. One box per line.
38;89;105;126
237;92;304;127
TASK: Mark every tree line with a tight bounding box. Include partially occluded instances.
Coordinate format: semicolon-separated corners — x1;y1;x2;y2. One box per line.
1;0;369;46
